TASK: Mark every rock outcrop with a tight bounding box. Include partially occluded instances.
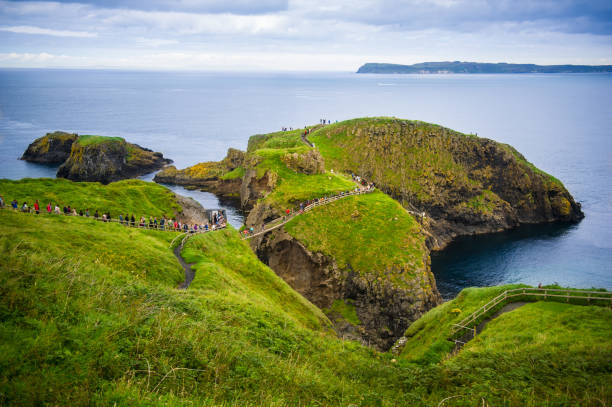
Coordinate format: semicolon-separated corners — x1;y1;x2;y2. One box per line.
20;131;78;164
154;148;246;200
56;136;171;184
281;149;325;175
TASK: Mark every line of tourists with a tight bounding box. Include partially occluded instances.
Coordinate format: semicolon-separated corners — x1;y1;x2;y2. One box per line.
0;195;226;233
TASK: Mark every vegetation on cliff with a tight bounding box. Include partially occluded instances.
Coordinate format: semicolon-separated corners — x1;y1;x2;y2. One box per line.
20;131;78;163
309;117;583;249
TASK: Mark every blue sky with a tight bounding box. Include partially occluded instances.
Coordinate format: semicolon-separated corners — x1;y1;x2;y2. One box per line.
0;0;611;70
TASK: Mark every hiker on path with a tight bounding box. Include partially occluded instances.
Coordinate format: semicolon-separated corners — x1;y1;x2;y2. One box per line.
130;214;135;226
21;202;28;212
47;202;52;214
55;205;61;214
11;200;18;210
34;200;40;214
0;195;4;208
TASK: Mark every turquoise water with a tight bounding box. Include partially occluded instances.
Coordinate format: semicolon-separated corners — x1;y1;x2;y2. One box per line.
0;69;610;297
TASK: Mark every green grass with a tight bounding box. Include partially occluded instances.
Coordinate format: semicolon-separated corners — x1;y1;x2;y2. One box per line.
441;301;612;405
247;129;307;152
284;191;429;285
400;284;529;363
0;178;182;218
1;208;610;405
220;166;245;180
0;209;404;406
76;135;125;146
328;299;361;325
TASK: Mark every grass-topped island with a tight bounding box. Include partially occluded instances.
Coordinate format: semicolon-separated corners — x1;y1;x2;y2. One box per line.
21;131;172;184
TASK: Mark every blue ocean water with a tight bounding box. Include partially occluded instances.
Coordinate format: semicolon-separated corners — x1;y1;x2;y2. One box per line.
0;69;610;298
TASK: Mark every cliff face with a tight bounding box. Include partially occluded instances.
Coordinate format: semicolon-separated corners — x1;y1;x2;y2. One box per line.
254;227;440;350
310;118;583;249
20;131;78;164
56;137;171;184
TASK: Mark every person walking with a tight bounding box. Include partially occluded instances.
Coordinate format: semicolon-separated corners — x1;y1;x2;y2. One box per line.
34;200;40;214
47;202;52;214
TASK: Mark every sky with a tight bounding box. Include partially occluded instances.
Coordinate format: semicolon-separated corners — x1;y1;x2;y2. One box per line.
0;0;611;71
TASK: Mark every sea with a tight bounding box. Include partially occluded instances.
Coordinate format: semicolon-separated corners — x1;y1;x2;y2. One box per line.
0;69;610;299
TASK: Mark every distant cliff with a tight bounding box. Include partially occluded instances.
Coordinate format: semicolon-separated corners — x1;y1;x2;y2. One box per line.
357;62;612;74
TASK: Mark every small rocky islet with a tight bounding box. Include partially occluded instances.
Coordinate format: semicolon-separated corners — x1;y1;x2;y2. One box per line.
152;117;584;350
21;131;172;184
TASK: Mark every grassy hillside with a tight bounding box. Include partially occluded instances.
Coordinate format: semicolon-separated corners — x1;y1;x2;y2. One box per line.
0;178;181;218
1;206;610;405
441;301;612;405
0;209;402;405
284;191;429;285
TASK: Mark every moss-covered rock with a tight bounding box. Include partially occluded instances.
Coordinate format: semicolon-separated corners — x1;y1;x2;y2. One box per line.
56;135;171;184
20;131;78;163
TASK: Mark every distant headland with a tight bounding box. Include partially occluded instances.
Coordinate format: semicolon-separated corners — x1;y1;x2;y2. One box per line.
357;61;612;74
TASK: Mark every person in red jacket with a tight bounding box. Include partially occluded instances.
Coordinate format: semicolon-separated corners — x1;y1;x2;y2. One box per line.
34;200;40;214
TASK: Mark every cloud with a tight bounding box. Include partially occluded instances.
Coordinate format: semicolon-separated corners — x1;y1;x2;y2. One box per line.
0;24;97;37
0;0;611;70
6;0;289;15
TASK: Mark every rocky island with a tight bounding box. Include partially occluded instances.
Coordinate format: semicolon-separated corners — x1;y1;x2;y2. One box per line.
357;61;612;74
21;132;172;184
153;118;583;350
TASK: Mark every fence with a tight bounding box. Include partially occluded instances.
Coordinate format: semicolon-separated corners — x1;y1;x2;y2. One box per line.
450;287;612;347
241;187;374;240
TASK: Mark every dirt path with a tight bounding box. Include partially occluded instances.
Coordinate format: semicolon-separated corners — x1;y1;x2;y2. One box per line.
475;301;528;334
174;244;195;289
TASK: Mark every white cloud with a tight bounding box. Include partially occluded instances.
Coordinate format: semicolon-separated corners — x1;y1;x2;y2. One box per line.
0;25;97;38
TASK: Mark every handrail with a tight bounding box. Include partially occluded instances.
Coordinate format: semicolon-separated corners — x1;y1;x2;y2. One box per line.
241;187;375;240
450;287;612;337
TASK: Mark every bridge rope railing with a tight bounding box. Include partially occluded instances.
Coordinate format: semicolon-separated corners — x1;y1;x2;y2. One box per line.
241;186;375;240
449;287;612;346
